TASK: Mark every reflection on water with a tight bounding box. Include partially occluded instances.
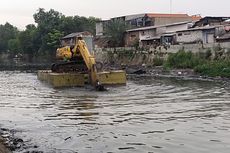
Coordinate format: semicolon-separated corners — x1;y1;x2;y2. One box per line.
0;71;230;153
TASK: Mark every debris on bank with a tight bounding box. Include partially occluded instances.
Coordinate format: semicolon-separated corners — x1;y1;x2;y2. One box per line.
0;135;11;153
124;65;230;83
0;128;42;153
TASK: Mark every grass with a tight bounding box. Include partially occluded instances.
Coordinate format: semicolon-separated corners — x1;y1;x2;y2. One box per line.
195;60;230;77
163;49;230;78
164;50;203;69
153;56;164;66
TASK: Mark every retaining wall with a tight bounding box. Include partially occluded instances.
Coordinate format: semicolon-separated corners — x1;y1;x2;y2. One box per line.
94;42;230;66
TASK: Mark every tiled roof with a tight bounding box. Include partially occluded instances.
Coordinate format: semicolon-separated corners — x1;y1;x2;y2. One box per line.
191;15;202;21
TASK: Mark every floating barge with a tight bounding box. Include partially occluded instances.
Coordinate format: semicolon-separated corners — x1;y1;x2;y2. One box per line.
37;70;126;88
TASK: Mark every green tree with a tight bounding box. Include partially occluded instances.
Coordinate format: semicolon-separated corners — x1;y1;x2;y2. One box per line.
33;8;63;54
47;29;64;49
18;24;37;56
59;15;100;35
8;38;21;54
0;8;100;61
0;22;18;52
104;20;127;47
33;8;100;56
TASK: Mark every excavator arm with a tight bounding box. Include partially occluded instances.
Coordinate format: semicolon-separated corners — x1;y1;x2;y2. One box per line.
73;39;97;85
73;38;105;91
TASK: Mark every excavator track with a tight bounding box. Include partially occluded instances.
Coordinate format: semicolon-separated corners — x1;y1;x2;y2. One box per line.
51;61;88;73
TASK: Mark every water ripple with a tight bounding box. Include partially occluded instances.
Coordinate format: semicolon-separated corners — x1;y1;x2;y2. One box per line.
0;72;230;153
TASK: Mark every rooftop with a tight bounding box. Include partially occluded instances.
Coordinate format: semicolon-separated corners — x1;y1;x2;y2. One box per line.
103;13;202;22
61;31;92;39
177;25;221;32
147;13;189;18
126;21;191;32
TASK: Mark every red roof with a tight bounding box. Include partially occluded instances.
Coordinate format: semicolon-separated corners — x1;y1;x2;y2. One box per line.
191;15;202;21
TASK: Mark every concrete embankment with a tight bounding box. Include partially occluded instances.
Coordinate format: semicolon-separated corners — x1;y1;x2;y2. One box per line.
94;42;230;67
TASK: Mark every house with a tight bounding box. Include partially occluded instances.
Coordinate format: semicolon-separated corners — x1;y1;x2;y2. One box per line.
176;25;230;44
96;13;201;36
176;26;216;44
193;16;230;27
125;21;192;47
147;13;200;26
61;31;93;52
216;25;230;42
216;33;230;42
96;20;110;36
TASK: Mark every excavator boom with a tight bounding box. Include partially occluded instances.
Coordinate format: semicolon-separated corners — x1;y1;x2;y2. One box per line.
73;39;98;87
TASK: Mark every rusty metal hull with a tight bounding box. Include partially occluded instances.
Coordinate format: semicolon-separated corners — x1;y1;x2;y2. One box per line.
37;70;126;88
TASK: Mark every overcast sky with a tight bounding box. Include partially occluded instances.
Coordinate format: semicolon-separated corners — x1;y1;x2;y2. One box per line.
0;0;229;29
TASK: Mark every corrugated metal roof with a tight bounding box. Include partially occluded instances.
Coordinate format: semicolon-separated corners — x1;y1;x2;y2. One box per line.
147;13;189;18
176;25;219;32
126;21;191;32
109;13;146;21
125;14;146;21
61;31;92;39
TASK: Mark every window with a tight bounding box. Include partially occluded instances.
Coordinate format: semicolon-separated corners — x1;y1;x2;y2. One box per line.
178;33;182;36
184;32;191;35
131;34;136;38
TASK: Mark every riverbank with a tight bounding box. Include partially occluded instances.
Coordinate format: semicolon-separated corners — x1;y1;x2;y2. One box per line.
0;127;42;153
0;62;229;84
0;63;50;71
0;136;11;153
0;128;22;153
125;65;230;85
95;45;230;78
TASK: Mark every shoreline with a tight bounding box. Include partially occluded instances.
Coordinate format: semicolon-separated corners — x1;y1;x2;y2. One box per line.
0;127;40;153
125;66;230;83
0;64;229;83
0;136;11;153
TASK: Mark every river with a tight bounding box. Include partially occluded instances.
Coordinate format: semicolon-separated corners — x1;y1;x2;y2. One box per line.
0;71;230;153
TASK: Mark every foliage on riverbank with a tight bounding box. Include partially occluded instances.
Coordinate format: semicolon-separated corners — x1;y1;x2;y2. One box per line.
164;50;202;69
195;60;230;77
164;50;230;78
0;8;99;58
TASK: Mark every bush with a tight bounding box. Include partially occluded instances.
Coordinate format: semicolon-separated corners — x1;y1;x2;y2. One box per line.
164;50;202;69
163;49;230;78
153;56;164;66
195;60;230;77
197;49;212;60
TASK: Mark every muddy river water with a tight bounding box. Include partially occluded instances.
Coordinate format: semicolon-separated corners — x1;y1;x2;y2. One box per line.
0;71;230;153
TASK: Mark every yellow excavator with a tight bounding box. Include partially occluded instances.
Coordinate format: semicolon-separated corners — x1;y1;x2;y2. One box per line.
51;36;105;91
